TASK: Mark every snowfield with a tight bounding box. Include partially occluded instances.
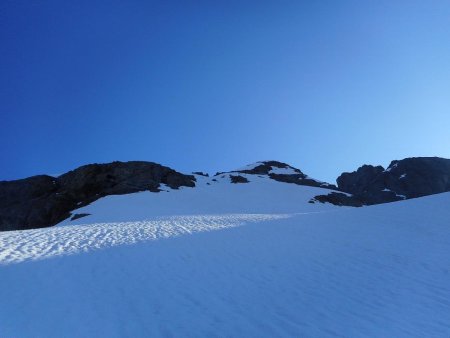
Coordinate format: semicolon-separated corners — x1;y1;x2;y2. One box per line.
0;178;450;337
0;214;291;264
57;173;339;225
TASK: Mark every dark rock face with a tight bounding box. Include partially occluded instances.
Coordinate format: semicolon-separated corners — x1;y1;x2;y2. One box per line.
337;165;385;196
383;157;450;198
338;157;450;204
0;161;196;231
229;175;249;184
268;173;337;190
70;213;91;221
314;157;450;206
0;175;60;231
310;192;364;207
193;172;209;177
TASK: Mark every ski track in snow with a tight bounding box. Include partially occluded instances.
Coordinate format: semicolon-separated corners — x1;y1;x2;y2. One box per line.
0;214;292;265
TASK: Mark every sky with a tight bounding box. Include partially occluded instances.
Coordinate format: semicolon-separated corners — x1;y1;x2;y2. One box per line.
1;0;449;183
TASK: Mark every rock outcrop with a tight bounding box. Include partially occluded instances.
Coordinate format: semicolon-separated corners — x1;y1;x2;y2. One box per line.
313;157;450;206
222;161;338;190
0;161;196;231
310;192;364;207
229;175;249;184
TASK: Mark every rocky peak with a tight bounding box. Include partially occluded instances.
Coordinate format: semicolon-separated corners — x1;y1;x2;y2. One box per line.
217;160;337;189
315;157;450;206
234;161;304;176
0;161;196;231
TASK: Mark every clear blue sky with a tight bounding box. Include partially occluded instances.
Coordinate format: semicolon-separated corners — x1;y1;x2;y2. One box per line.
1;1;449;183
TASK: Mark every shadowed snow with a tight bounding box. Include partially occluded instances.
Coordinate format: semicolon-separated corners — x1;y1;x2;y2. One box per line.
1;189;450;337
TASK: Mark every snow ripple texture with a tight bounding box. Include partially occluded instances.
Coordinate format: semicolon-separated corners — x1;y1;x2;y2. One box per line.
0;213;291;265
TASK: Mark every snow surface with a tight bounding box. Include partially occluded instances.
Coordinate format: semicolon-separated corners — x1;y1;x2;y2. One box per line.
1;179;450;336
0;214;291;264
384;163;398;172
58;174;338;225
268;166;299;175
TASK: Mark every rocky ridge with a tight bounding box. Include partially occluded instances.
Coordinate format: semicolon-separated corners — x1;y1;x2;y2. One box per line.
313;157;450;206
1;157;449;231
217;161;337;189
0;161;195;231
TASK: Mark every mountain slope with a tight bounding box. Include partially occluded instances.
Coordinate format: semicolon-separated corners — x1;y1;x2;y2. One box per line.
0;160;338;231
1;157;449;230
1;192;449;337
58;169;339;226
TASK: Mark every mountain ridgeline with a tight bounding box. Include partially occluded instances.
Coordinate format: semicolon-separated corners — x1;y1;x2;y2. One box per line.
0;157;449;231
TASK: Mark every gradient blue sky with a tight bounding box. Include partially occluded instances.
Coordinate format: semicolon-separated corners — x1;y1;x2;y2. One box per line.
1;1;449;183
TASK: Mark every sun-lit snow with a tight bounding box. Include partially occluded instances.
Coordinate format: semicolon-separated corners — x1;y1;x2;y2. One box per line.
267;166;299;175
384;163;398;172
234;161;265;171
1;176;449;337
0;214;291;264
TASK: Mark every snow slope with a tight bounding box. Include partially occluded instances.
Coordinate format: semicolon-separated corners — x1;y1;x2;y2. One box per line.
0;186;450;336
58;173;339;225
0;214;291;264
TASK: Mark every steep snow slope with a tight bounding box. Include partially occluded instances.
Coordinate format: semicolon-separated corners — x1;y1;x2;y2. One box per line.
1;192;450;337
58;173;339;225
